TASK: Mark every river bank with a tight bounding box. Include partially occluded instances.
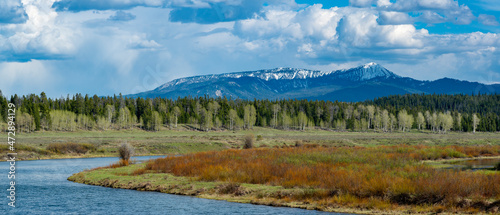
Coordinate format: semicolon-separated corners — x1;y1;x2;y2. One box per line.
68;163;387;214
3;156;326;215
68;145;500;214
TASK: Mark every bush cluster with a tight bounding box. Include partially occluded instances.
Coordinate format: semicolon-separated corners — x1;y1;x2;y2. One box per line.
46;143;96;154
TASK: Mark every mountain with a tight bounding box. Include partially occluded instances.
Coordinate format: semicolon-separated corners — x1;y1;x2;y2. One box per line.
129;63;500;102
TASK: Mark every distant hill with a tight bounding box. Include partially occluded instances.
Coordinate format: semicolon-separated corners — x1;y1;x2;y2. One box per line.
129;63;500;102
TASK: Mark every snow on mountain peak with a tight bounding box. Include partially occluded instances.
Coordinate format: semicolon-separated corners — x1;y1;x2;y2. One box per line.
157;68;333;90
156;63;400;90
334;63;400;81
363;62;378;68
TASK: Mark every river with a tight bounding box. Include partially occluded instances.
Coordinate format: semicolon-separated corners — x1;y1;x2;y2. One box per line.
1;156;345;214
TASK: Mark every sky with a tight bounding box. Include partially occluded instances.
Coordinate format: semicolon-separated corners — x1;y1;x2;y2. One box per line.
0;0;499;98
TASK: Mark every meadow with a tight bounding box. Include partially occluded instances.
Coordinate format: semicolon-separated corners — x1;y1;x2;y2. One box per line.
3;126;500;160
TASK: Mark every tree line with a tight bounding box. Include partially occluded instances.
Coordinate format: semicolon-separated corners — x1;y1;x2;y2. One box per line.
1;91;498;133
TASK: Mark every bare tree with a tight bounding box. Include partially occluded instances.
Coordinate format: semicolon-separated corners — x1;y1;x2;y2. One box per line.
272;104;280;128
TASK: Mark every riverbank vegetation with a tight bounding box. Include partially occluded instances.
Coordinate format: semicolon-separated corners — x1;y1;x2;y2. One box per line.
2;93;499;133
71;145;500;214
4;128;500;160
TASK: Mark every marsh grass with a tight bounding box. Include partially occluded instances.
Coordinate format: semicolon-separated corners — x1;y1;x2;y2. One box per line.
141;145;500;211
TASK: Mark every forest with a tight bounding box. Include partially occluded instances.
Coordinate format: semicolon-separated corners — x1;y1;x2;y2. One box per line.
1;92;499;133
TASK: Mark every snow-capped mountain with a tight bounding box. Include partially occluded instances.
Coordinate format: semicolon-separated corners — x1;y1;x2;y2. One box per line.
333;62;401;81
157;68;332;90
129;63;500;102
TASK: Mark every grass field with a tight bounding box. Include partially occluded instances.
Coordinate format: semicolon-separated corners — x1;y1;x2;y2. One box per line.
46;126;500;213
3;125;500;160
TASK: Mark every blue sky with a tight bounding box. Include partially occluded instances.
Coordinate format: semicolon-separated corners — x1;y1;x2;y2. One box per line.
0;0;499;97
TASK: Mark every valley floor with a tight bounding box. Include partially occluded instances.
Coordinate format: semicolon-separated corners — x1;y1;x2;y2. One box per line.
3;126;500;161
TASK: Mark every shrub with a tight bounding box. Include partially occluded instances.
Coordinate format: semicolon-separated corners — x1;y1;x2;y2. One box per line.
109;159;129;168
47;143;96;154
495;162;500;171
295;140;303;147
256;135;263;141
243;134;255;149
118;143;134;161
132;168;146;175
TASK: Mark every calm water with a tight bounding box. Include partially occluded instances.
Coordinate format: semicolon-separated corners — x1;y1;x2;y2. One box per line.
1;156;344;214
446;158;500;170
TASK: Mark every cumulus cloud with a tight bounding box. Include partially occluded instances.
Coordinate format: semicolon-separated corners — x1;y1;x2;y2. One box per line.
338;8;427;49
1;1;499;97
235;5;341;44
108;10;136;21
128;35;161;49
377;11;413;25
0;0;78;61
168;0;297;24
235;5;427;62
0;0;27;23
351;0;476;25
52;0;298;24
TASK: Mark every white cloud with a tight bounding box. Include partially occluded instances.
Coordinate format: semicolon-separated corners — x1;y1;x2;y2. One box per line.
0;0;78;61
350;0;476;25
478;14;499;26
350;0;374;7
338;8;427;49
377;25;426;47
129;35;161;49
376;0;391;7
378;11;413;25
0;1;499;97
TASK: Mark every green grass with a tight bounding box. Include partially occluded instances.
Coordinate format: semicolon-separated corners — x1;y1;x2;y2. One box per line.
5;125;500;160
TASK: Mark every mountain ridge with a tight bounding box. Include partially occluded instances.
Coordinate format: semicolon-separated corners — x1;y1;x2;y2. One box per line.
130;63;500;102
